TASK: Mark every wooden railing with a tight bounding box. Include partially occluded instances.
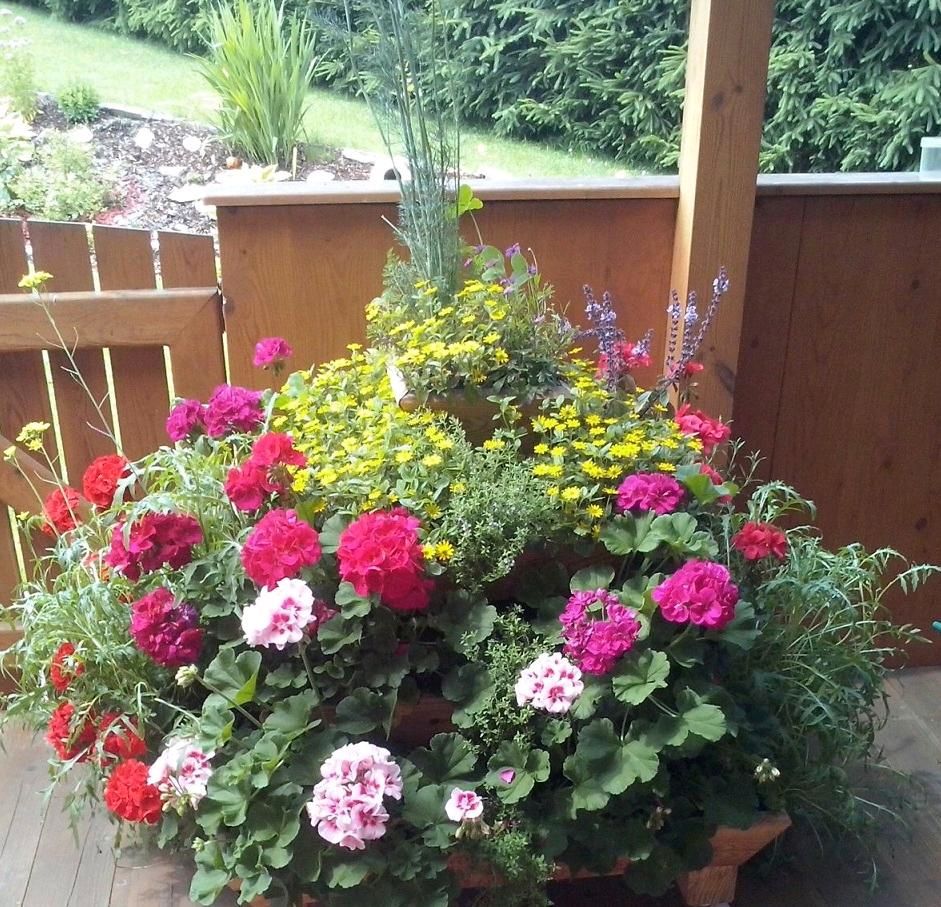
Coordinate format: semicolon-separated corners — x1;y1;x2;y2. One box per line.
0;219;223;604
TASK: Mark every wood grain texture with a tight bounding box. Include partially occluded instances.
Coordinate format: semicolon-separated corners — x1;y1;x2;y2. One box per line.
28;220;114;483
0;219;46;603
733;196;806;478
217;197;677;387
669;0;776;421
758;195;941;664
92;225;167;460
158;231;218;288
167;291;227;400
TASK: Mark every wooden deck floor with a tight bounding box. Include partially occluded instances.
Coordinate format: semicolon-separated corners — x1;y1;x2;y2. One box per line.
2;668;940;907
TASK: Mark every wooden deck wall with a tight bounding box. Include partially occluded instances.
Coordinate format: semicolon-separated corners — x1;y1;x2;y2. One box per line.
1;173;940;661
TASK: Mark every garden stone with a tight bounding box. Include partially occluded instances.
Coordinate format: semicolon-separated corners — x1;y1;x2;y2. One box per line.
158;165;185;179
66;125;93;145
168;183;205;203
132;126;154;150
182;135;203;153
342;147;375;164
306;169;336;182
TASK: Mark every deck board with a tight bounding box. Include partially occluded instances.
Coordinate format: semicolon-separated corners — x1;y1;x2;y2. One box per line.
2;668;941;906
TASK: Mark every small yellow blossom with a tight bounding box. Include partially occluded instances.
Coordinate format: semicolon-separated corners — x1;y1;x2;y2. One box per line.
483;438;505;451
18;271;53;291
422;454;443;468
657;462;677;473
545;485;560;498
16;421;49;451
533;443;550;455
2;445;15;462
395;449;414;464
561;487;581;503
450;482;466;494
434;541;455;562
493;348;509;365
586;504;605;519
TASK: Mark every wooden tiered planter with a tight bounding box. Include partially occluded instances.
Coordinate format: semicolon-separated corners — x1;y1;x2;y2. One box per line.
246;811;790;907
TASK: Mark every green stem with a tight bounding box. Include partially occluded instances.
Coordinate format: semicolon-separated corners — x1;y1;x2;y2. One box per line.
199;678;263;729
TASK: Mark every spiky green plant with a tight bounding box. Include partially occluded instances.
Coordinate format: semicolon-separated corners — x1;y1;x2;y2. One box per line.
197;0;316;166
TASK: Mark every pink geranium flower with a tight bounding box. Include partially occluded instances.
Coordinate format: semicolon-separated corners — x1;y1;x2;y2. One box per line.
616;473;685;516
253;337;293;370
130;587;202;668
652;559;739;630
561;589;641;675
166;399;205;442
337;508;432;613
515;652;584;714
240;508;321;588
445;789;484;823
675;405;731;456
106;513;203;581
203;385;263;438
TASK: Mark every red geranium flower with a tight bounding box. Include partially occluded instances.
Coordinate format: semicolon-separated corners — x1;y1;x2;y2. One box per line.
129;587;203;668
240;508;322;588
98;713;148;764
104;760;162;824
337;508;432;613
732;522;788;561
82;454;130;510
50;642;85;693
45;702;97;762
42;487;84;536
105;512;203;581
225;433;307;512
675;404;731;456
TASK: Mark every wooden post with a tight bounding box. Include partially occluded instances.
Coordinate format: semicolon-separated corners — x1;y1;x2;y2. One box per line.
669;0;776;420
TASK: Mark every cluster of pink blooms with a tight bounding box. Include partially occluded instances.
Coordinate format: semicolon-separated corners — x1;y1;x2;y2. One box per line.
240;508;322;588
225;432;307;512
732;521;788;561
165;385;263;442
241;577;336;650
337;509;432;613
147;738;215;812
130;587;203;667
253;337;293;371
560;589;642;675
674;404;731;456
616;472;685;516
305;743;403;851
445;788;484;823
515;652;584;714
652;560;739;630
106;512;203;581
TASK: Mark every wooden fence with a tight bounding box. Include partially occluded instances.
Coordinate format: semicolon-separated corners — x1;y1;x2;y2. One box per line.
0;219;223;605
1;172;940;662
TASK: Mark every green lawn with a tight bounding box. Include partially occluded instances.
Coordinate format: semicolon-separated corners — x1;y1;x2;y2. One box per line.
9;4;626;179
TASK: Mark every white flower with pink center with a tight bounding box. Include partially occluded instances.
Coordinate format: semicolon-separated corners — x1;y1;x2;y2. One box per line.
515;652;584;714
445;788;484;823
305;743;402;850
241;577;314;649
148;738;214;811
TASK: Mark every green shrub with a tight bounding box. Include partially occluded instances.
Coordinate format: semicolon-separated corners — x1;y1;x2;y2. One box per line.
197;0;316;166
0;98;33;210
14;135;110;220
57;81;100;123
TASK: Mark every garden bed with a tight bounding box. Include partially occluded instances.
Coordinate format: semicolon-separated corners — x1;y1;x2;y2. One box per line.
25;97;372;233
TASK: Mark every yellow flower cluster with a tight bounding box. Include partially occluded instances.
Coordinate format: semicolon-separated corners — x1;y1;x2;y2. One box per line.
272;347;466;533
527;357;700;537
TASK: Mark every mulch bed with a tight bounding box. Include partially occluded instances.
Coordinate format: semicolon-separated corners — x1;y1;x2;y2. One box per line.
29;97;373;235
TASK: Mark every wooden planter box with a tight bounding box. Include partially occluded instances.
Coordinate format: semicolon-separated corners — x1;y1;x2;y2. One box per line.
245;813;790;907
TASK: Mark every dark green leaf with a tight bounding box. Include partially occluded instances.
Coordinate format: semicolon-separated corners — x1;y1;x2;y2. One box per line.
612;650;670;706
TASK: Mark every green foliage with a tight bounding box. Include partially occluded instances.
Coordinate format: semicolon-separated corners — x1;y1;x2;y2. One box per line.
0;99;33;210
13;134;111;220
57;80;100;122
0;46;39;123
197;0;316;165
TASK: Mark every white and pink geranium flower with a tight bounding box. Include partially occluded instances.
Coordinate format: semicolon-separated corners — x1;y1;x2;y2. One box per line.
148;737;214;812
445;788;484;823
515;652;584;714
305;743;403;851
241;577;322;649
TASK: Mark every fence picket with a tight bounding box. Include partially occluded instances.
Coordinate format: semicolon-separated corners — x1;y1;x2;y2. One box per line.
27;221;114;483
0;220;49;600
92;226;168;460
158;231;217;288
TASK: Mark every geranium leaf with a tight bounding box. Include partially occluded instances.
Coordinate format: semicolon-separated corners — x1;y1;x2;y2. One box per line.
612;650;670;706
486;741;550;803
335;687;396;735
569;564;615;592
264;690;319;735
409;733;478;784
335;581;372;618
677;692;727;743
563;754;610;813
203;649;261;706
599;512;655;556
318;512;348;554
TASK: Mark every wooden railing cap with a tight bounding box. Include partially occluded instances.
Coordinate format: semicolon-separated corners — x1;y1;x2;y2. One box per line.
203;172;941;207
